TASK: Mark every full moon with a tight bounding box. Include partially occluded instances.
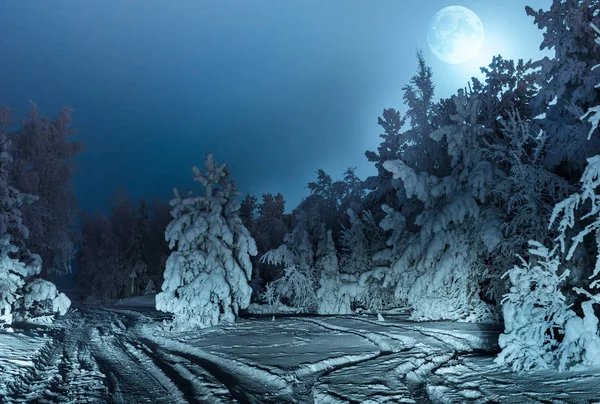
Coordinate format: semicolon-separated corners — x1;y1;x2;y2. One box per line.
427;6;484;64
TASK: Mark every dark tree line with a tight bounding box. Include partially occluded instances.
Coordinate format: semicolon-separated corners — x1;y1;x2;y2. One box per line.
75;194;171;300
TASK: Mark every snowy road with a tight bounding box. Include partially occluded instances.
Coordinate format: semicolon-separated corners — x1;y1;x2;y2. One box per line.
1;306;599;403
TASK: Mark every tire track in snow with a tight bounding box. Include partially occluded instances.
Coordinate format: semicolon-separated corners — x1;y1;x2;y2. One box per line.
345;316;477;352
4;316;108;403
128;337;236;403
87;311;192;404
139;334;294;403
297;317;465;404
296;317;410;353
292;317;420;403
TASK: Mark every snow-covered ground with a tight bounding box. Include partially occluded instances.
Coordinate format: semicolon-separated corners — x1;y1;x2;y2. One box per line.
1;301;599;403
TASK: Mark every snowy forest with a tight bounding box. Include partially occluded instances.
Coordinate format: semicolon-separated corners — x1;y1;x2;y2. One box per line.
2;0;600;402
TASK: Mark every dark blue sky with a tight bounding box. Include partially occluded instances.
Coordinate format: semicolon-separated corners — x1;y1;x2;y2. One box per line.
0;0;549;213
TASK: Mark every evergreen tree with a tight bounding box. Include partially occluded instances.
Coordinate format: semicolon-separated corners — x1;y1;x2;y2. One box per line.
381;89;502;321
239;194;257;230
8;103;85;275
261;206;319;312
364;53;448;225
251;192;291;292
306;168;364;240
144;198;171;290
497;21;600;372
483;109;571;303
0;107;70;325
463;56;539;134
156;153;257;328
526;0;600;170
76;212;121;300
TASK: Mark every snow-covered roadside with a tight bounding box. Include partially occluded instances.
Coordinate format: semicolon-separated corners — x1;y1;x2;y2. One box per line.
430;354;600;403
0;326;55;397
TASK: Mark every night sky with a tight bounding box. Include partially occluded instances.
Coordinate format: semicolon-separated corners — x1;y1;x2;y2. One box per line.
0;0;550;213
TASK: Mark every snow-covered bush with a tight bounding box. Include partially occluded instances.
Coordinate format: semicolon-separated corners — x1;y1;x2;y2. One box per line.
336;208;397;312
262;264;317;312
557;300;600;370
0;237;28;325
352;205;405;312
261;211;362;314
20;277;71;323
144;279;156;295
156;153;257;329
496;241;572;372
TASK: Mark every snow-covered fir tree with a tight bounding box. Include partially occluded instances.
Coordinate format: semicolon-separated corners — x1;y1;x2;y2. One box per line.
545;22;600;370
251;192;290;293
381;89;502;321
497;21;600;372
156;153;257;328
526;0;600;169
261;205;319;312
339;209;371;276
549;152;600;369
364;52;449;224
483;110;571;303
339;208;394;311
0;127;33;324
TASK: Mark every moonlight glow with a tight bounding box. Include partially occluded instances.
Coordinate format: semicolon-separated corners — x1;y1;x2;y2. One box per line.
427;6;484;64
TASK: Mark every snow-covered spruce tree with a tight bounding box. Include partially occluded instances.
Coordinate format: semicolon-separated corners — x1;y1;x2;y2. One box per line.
252;192;290;293
261;205;319;312
0;123;33;325
339;208;395;312
483;110;571;304
495;241;572;372
364;52;448;224
382;89;503;321
339;209;371;276
534;22;600;370
307;168;365;243
156;153;257;328
549;153;600;369
0;108;70;325
526;0;600;170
